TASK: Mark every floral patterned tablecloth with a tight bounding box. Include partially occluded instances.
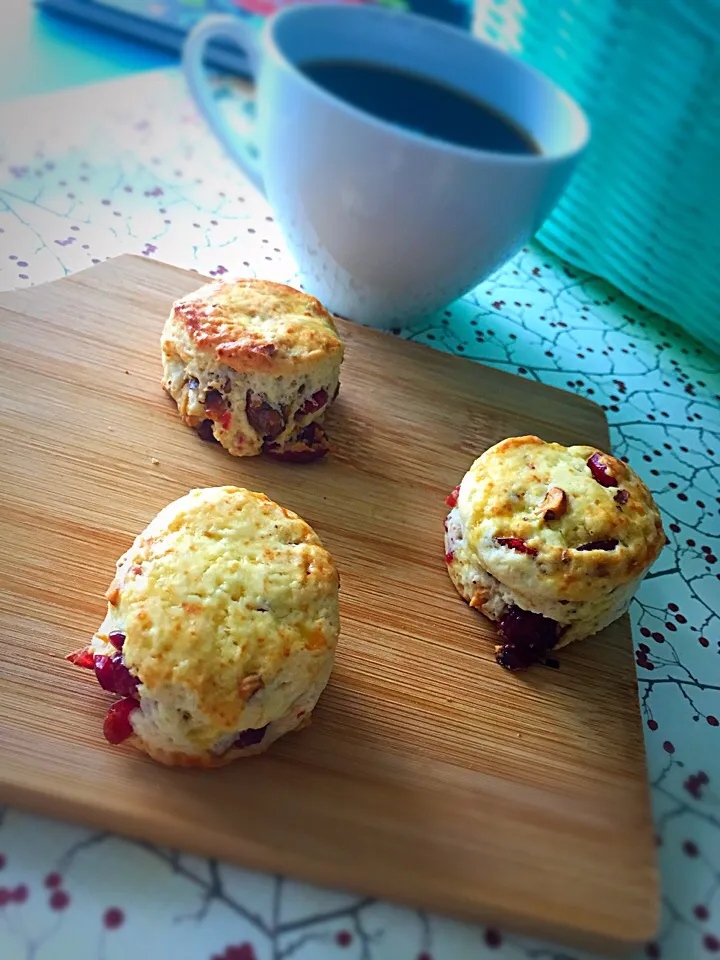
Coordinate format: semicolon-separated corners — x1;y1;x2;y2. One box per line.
0;69;718;960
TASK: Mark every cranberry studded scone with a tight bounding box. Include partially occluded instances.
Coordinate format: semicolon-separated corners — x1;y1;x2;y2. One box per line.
162;279;344;461
444;436;665;671
67;486;340;766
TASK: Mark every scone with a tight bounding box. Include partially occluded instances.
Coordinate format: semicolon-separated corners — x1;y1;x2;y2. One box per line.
162;279;344;460
444;436;665;670
66;486;340;766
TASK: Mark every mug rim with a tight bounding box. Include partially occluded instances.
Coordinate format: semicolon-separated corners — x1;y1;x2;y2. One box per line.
264;3;590;165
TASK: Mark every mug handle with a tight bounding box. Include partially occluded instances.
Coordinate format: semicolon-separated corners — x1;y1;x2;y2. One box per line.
183;15;264;193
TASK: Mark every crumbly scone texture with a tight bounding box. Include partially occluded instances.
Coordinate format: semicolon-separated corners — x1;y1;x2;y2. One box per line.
446;507;644;647
162;278;344;457
445;435;665;646
92;486;339;763
118;678;321;769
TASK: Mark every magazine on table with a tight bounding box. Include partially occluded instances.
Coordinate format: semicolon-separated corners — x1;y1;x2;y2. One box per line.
36;0;474;75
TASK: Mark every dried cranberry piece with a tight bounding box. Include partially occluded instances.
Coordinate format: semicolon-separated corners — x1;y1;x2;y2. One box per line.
195;419;218;443
445;551;454;564
296;388;328;419
234;725;268;749
614;489;629;504
103;697;139;744
265;444;328;463
205;390;231;431
587;452;618;487
66;648;95;669
94;654;139;696
496;606;559;671
263;423;328;462
496;537;538;557
498;606;558;646
445;486;460;508
496;644;537;672
302;423;321;442
204;388;223;407
108;631;125;650
246;391;285;439
577;539;619;551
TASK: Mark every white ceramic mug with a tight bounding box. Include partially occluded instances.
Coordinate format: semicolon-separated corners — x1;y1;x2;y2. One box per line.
183;5;589;329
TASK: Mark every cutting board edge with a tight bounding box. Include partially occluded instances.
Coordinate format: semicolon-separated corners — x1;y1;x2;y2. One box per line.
0;774;660;956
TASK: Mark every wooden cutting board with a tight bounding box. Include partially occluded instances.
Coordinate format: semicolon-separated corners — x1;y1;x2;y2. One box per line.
0;256;657;954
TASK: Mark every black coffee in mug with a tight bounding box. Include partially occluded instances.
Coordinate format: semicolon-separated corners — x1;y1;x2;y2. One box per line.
299;59;541;155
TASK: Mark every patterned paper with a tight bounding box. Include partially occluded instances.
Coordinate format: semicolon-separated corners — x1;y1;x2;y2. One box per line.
0;70;718;960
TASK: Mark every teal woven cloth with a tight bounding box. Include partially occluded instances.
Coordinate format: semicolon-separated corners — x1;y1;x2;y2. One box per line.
476;0;720;352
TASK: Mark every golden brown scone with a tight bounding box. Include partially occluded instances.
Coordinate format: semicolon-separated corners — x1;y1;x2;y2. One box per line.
67;487;340;766
444;436;665;670
162;279;344;459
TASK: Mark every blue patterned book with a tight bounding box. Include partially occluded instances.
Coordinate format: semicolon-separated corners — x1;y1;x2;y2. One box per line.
36;0;474;75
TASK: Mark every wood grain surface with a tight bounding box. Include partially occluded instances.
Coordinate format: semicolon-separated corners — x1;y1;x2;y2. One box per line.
0;256;657;954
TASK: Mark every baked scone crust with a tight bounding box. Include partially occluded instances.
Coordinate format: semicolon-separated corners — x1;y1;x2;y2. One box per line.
460;436;665;604
86;486;339;762
445;436;665;655
162;279;344;457
170;279;343;375
121;681;318;769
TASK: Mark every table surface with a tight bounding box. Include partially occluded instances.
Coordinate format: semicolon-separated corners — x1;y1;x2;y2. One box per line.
0;8;718;960
0;0;171;102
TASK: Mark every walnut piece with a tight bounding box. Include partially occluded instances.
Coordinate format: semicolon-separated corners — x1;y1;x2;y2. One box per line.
105;579;121;606
539;486;567;521
239;673;264;700
469;588;490;610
